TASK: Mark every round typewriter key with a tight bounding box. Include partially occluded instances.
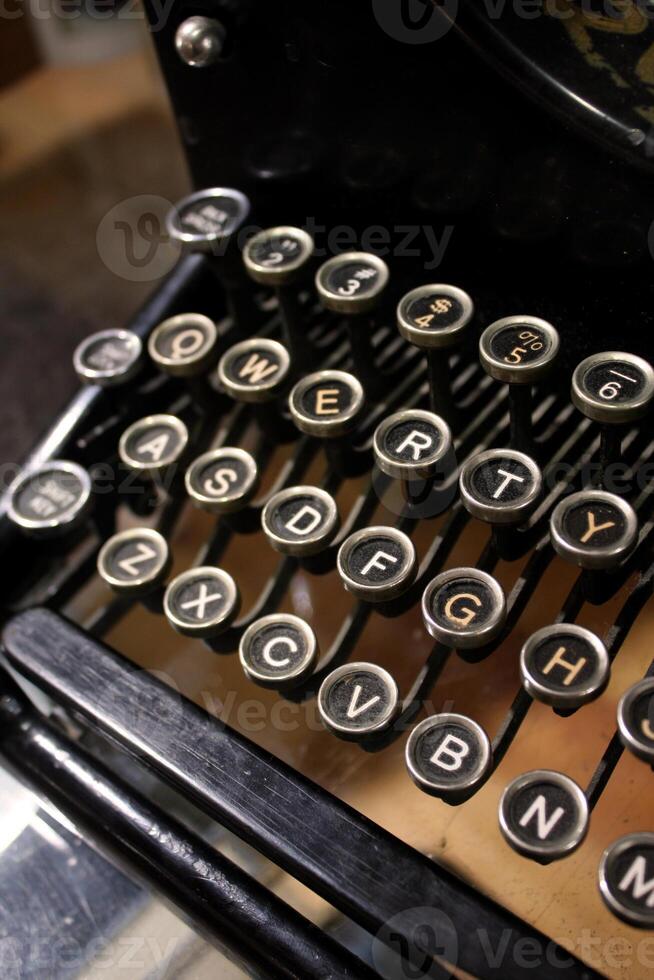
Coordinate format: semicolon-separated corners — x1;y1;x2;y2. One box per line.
480;316;560;452
289;370;364;438
216;338;290;404
459;449;542;525
549;490;637;571
318;662;399;738
315;251;389;315
422;568;506;649
243;226;315;365
239;613;318;687
166;187;250;253
397;283;475;419
148;313;219;378
243;226;314;286
73;328;142;387
163;566;240;638
405;713;492;802
572;352;654;424
7;460;92;537
599;834;654;927
617;678;654;764
262;486;339;557
97;527;171;597
499;771;589;863
337;526;417;602
479;316;560;385
397;284;474;350
119;414;189;478
373;409;452;480
185;447;258;514
520;625;609;709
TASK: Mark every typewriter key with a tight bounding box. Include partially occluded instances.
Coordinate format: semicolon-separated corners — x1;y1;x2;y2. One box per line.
520;624;609;709
405;714;492;803
397;284;474;418
261;486;339;557
337;526;417;601
216;338;291;404
166;187;250;254
459;449;542;526
289;370;365;438
318;662;399;738
617;678;654;764
479;316;560;453
148;313;219;378
119;414;189;478
185;447;258;514
599;834;654;927
373;409;452;481
572;351;654;425
315;252;389;391
549;490;637;571
163;566;240;638
97;527;171;597
499;771;589;863
7;460;92;537
239;613;318;687
572;351;654;482
73;328;143;387
422;568;506;649
243;226;315;364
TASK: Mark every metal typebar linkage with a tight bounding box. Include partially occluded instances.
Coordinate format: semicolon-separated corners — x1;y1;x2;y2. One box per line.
0;667;375;980
2;607;597;980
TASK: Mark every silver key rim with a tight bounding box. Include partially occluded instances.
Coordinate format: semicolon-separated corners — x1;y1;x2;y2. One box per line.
315;251;389;314
599;833;654;927
479;315;560;384
373;409;453;480
73;329;143;387
97;527;171;596
405;713;492;798
499;770;589;861
239;613;318;686
261;485;339;557
617;678;654;764
549;489;638;570
337;525;417;602
185;447;258;514
422;567;506;649
119;414;189;476
216;338;291;403
163;566;240;638
396;284;474;349
165;187;250;250
7;460;92;537
459;448;542;525
571;351;654;424
520;624;609;708
243;226;314;285
317;662;399;736
148;313;218;377
289;370;365;438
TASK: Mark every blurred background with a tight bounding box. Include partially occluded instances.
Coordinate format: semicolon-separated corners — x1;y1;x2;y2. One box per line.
0;0;188;468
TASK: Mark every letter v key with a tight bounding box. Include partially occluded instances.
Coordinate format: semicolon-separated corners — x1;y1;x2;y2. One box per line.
347;684;380;719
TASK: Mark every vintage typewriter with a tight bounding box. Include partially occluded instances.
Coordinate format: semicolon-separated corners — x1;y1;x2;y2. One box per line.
3;3;654;978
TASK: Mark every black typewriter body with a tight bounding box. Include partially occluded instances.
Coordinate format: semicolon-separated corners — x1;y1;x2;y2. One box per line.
3;5;654;980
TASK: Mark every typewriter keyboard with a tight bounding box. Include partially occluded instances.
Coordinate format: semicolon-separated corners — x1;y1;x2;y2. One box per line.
6;186;654;980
